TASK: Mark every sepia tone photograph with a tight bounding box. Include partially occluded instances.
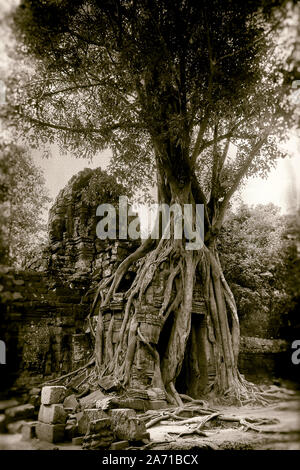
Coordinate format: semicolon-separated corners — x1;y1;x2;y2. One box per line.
0;0;300;455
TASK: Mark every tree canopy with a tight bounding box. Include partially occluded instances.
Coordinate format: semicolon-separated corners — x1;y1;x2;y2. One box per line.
9;0;297;223
219;202;300;339
0;140;51;267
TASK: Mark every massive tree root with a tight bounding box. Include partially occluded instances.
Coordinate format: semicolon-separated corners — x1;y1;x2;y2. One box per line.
44;221;285;407
133;400;281;450
91;230;196;403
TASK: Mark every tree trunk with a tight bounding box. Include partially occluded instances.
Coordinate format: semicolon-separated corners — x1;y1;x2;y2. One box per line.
86;169;253;404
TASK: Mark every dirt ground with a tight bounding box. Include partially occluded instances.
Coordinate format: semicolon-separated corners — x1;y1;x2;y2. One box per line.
0;396;299;451
145;397;300;450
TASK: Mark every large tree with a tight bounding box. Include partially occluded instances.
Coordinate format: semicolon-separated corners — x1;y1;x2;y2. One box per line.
0;140;51;267
10;0;298;403
219;203;291;338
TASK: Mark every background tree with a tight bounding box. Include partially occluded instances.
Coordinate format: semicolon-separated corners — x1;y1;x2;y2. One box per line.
9;0;298;402
278;210;300;340
219;203;299;339
0;140;51;267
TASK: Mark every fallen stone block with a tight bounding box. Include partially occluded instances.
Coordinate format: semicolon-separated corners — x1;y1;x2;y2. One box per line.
87;418;112;435
79;390;105;410
78;408;108;435
21;421;38;441
146;400;168;410
38;404;67;425
96;397;115;410
98;376;120;392
36;423;65;443
110;440;129;450
63;394;79;412
72;436;83;446
41;386;67;405
110;408;147;441
103;397;146;411
5;404;35;422
117;398;147;411
0;399;19;412
127;389;149;400
109;408;136;421
82;432;114;449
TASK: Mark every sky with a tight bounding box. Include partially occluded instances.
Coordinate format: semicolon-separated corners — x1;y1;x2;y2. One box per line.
31;146;112;203
30;134;300;237
30;132;300;213
240;135;300;214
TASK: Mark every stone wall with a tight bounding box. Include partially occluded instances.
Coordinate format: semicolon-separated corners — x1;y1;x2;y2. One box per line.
238;336;296;384
0;168;140;396
0;266;91;397
28;167;139;288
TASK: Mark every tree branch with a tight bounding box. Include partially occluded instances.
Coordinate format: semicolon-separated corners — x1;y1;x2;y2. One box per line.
210;122;219;201
190;7;215;167
190;172;211;234
214;128;272;230
190;110;210;167
216;9;287;64
198;117;249;154
67;29;103;48
40;82;104;98
17;113;141;135
191;116;248;166
219;134;231;171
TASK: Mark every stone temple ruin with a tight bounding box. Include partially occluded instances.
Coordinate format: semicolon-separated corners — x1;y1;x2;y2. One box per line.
0;167;290;447
0;168;141;392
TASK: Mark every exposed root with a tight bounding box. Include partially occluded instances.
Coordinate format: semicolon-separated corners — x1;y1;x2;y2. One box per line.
176;429;209;438
216;415;281;433
169;382;184;407
179;394;209;407
146;412;179;429
142;403;282;447
39;357;95;387
161;413;221;427
42;224;289;409
91;236;154;313
143;403;219;429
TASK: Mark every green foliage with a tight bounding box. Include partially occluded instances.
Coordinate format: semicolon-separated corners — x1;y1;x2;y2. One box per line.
219;203;300;338
220;203;284;289
78;167;130;205
0;140;51;267
274;211;300;338
7;0;296;208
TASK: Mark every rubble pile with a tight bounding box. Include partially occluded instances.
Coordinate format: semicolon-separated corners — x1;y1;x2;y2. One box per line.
0;385;155;449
